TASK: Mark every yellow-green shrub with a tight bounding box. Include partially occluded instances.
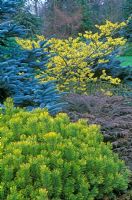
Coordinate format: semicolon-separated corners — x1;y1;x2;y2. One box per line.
16;21;125;92
0;99;129;200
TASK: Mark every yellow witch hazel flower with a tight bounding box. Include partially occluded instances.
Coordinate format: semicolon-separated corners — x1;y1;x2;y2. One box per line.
16;20;125;92
105;91;113;96
16;37;39;50
109;77;121;85
100;70;121;85
100;89;113;96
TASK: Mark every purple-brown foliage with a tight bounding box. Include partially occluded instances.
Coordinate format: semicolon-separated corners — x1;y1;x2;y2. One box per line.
64;93;132;170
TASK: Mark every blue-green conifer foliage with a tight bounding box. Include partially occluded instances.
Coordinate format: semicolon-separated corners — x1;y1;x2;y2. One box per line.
0;0;64;114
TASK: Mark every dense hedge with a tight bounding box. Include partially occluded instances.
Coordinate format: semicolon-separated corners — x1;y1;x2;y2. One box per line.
0;99;129;200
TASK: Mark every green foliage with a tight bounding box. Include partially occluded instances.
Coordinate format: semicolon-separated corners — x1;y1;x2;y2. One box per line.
123;44;132;56
118;56;132;66
122;15;132;52
125;15;132;42
123;0;132;19
77;0;94;31
0;98;130;200
13;9;41;38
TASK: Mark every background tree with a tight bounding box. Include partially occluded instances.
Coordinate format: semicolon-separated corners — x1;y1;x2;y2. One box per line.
37;0;127;36
122;0;132;54
12;0;42;37
40;0;82;37
123;0;132;19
